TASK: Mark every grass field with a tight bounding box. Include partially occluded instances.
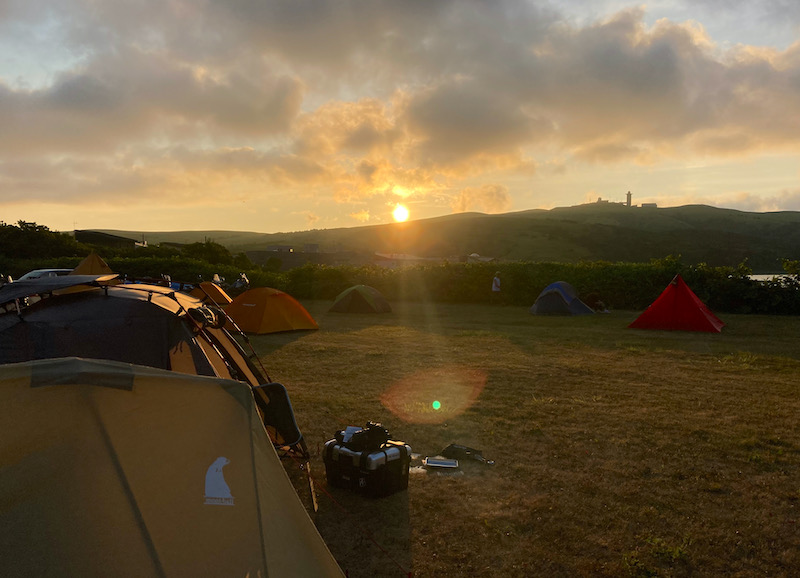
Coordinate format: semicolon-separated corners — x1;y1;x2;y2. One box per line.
247;302;800;577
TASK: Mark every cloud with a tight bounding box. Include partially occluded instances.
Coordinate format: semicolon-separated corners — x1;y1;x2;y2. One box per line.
349;209;371;222
665;188;800;212
2;0;800;230
452;184;512;214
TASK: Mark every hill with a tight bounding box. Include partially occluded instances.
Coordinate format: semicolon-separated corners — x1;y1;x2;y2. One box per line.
94;204;800;272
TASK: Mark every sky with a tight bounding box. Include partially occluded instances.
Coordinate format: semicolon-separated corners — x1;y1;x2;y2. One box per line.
1;0;799;234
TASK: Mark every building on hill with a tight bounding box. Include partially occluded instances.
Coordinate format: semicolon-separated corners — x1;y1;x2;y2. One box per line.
75;230;141;248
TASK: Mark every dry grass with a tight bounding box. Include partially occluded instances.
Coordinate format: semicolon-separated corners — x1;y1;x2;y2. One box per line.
247;302;800;577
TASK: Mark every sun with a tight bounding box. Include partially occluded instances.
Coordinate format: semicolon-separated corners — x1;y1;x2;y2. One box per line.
392;204;409;222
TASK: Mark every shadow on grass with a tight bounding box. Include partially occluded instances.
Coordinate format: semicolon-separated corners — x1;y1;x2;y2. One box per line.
314;485;412;578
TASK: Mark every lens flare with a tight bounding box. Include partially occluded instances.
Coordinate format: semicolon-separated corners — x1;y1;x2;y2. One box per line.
381;365;487;424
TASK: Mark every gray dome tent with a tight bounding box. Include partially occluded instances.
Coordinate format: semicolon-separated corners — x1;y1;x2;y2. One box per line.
330;285;391;313
530;281;594;316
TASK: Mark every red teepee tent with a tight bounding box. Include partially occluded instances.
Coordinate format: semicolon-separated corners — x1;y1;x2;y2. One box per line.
629;275;725;333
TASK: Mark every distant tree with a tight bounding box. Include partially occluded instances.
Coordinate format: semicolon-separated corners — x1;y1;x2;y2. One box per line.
232;252;253;270
0;221;87;259
181;240;233;265
263;256;283;272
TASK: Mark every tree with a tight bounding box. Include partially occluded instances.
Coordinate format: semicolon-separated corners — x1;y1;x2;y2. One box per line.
181;240;233;265
0;221;86;259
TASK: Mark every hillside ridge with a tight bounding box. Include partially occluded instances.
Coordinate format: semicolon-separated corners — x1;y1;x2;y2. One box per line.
92;204;800;272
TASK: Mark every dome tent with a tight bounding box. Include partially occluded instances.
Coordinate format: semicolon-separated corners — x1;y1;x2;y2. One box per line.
330;285;392;313
530;281;594;316
225;287;318;334
0;278;343;576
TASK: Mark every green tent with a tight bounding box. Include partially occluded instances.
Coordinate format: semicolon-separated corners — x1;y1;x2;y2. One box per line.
329;285;392;313
0;357;343;577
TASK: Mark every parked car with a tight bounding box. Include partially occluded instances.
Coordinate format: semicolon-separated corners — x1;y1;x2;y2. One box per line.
16;269;73;281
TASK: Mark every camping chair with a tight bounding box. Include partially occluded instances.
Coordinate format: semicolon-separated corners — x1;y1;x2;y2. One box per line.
253;382;309;459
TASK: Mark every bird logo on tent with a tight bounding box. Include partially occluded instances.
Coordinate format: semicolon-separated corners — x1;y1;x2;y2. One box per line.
204;457;235;506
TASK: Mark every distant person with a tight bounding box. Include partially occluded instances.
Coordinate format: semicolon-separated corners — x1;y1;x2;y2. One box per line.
491;271;501;304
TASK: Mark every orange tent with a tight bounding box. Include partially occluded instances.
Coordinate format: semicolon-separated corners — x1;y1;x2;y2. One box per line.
190;282;233;305
225;287;318;334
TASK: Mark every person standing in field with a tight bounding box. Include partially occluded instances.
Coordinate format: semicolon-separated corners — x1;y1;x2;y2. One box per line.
491;271;501;304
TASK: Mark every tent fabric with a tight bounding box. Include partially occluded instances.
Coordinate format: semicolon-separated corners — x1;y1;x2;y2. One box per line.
71;252;115;275
530;281;594;316
0;275;118;303
0;357;343;577
629;274;725;333
330;285;392;313
0;283;305;451
225;287;318;334
189;281;233;305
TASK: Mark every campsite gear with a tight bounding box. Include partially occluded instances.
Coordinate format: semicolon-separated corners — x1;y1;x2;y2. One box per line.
330;285;392;313
224;287;319;334
324;439;412;497
337;421;391;452
629;274;725;333
189;281;234;305
0;357;344;577
423;457;459;468
530;281;594;316
441;443;495;466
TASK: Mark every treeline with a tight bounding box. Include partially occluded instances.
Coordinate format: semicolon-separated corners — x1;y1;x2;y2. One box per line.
2;221;799;314
273;257;800;315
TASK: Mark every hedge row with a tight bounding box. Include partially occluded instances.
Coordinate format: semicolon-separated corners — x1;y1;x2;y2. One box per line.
5;255;799;315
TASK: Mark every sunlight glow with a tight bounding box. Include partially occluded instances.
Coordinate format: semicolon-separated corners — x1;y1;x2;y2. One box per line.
393;204;409;222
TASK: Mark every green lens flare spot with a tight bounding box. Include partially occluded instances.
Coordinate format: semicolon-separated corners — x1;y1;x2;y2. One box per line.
432;400;441;410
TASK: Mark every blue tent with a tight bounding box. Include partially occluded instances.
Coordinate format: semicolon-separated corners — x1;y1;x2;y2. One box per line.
529;281;594;316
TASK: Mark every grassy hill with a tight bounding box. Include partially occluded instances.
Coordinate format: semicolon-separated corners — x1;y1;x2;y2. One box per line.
95;204;800;272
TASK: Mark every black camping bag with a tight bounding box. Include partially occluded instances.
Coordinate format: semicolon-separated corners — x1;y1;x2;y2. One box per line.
324;439;411;497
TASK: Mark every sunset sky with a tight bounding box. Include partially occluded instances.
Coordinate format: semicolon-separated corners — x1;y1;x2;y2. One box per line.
1;0;799;233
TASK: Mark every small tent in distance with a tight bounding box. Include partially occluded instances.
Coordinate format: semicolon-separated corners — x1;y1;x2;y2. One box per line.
71;252;115;276
629;274;724;333
330;285;392;313
225;287;318;334
530;281;594;316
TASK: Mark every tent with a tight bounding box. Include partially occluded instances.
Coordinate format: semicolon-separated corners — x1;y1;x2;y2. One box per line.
0;357;343;577
529;281;594;316
629;274;725;332
70;252;115;275
189;281;233;305
330;285;392;313
225;287;318;334
0;279;309;454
